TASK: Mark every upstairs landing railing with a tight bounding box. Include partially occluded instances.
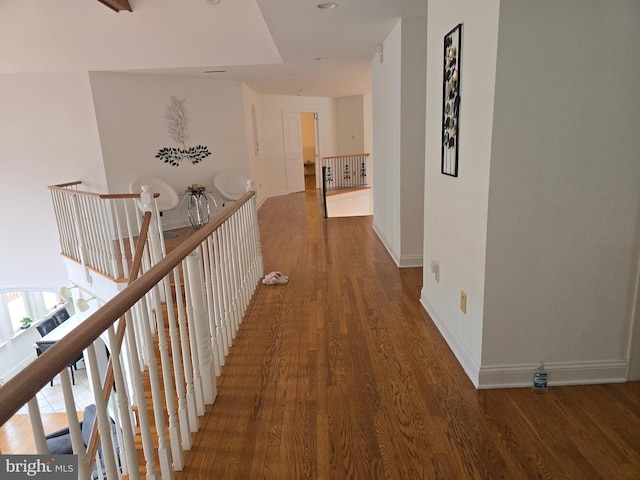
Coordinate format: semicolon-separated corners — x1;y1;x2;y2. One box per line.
48;181;164;283
0;187;264;480
321;153;370;218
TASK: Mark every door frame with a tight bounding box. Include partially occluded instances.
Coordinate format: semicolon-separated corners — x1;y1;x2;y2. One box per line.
282;108;321;192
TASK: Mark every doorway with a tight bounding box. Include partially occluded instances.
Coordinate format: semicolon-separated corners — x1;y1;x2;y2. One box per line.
301;113;317;191
283;109;319;193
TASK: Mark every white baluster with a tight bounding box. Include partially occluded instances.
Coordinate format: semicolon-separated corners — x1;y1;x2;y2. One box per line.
183;257;206;416
173;265;199;433
123;310;159;480
150;282;184;470
185;249;217;404
69;192;93;283
141;185;165;274
58;369;91;479
136;291;174;479
85;343;119;480
240;203;252;310
212;230;230;358
226;219;241;334
206;235;226;368
250;192;265;282
218;225;234;344
109;198;130;280
163;268;192;450
27;397;47;454
107;325;140;480
201;238;221;377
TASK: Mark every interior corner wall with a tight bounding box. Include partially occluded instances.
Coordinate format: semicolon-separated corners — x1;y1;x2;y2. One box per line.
372;21;403;264
0;72;107;290
399;15;427;268
421;0;500;386
89;72;250;199
481;0;640;387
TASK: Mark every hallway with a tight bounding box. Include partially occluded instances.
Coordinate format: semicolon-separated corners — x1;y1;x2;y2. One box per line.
177;191;640;479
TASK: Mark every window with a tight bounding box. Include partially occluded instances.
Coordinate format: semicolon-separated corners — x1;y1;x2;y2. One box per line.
0;290;60;341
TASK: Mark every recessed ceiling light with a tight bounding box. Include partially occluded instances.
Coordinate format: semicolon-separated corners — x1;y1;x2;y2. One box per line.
204;70;227;74
317;3;337;9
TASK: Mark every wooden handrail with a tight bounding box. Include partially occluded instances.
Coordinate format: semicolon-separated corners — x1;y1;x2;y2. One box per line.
322;153;370;160
0;191;255;426
50;181;82;188
48;183;159;200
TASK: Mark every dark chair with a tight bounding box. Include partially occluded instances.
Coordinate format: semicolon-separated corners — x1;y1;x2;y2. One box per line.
53;307;70;323
36;316;59;336
51;307;83;370
46;404;120;479
37;341;79;386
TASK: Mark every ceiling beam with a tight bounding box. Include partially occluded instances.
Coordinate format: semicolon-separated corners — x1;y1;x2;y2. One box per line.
96;0;132;12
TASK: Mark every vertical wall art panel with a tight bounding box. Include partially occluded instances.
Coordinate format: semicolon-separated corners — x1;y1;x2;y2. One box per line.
441;24;462;177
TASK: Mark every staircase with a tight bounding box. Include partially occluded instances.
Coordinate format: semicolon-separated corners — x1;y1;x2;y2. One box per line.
0;186;264;480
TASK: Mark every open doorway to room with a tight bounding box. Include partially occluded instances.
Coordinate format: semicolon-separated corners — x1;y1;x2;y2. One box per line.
301;112;317;191
283;109;319;194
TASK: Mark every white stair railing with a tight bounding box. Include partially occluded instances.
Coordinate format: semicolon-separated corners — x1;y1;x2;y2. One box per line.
0;185;264;480
49;181;165;282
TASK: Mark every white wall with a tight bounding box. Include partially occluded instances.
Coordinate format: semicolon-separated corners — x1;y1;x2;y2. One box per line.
399;15;427;267
422;0;640;389
481;0;640;386
421;0;500;385
257;95;337;198
89;72;250;200
363;93;374;188
372;21;402;263
0;72;107;290
372;17;426;268
336;96;365;155
242;84;267;206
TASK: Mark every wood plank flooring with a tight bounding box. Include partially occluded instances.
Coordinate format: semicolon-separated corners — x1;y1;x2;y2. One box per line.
175;191;640;479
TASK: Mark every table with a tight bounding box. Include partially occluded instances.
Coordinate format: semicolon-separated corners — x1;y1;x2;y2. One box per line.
35;315;87;385
36;315;85;348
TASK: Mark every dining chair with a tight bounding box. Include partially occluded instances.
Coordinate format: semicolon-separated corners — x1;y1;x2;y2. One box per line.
36;316;59;336
37;341;77;386
52;307;70;324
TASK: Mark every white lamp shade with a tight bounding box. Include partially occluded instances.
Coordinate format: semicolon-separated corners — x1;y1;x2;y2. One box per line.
59;287;73;301
76;298;91;312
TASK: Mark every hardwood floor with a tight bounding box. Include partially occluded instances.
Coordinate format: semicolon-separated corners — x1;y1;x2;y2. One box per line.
176;191;640;479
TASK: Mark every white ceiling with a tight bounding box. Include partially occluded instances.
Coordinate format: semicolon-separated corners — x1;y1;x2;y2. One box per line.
0;0;427;98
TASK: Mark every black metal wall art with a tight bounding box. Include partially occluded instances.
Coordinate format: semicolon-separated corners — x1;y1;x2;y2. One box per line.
441;24;462;177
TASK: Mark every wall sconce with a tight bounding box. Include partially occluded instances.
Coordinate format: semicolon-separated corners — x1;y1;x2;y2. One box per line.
76;296;98;313
59;286;77;302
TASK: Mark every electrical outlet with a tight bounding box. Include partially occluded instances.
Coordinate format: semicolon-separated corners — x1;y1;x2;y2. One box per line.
431;261;440;283
460;291;467;314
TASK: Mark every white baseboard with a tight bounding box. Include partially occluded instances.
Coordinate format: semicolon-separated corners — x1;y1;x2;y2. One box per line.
372;221;423;268
372;221;400;266
398;254;423;268
420;288;628;389
478;360;628;389
420;292;480;388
